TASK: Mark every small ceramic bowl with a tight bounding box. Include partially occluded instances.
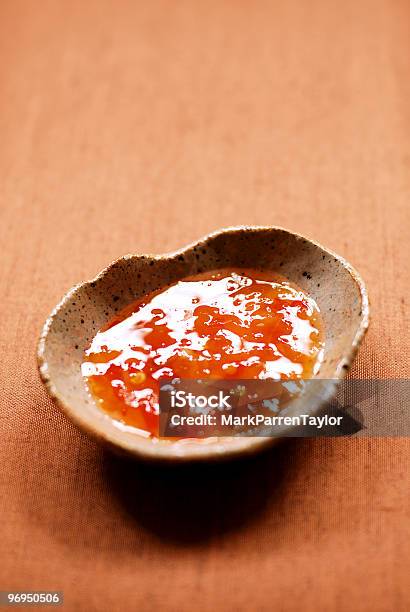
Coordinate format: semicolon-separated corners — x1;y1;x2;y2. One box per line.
37;226;369;461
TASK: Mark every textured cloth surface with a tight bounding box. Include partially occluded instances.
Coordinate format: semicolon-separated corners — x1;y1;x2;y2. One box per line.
0;1;409;611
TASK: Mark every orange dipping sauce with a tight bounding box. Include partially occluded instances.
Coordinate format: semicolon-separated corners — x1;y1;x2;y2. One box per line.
82;269;324;436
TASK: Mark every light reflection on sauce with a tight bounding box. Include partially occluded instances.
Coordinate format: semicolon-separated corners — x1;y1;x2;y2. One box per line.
82;269;324;436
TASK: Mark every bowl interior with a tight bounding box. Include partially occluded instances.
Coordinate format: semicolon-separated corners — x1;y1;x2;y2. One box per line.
38;227;368;460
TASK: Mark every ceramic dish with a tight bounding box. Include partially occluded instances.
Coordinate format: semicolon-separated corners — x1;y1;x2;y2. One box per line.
37;226;369;461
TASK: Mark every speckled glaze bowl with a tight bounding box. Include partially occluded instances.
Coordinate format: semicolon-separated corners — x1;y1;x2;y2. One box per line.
37;226;369;461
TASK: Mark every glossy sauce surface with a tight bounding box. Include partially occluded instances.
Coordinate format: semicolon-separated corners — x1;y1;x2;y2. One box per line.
82;269;324;436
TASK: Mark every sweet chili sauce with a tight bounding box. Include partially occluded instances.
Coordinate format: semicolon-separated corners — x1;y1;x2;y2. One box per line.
82;269;324;436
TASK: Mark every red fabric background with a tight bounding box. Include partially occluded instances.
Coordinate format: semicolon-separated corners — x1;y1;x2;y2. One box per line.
0;1;409;610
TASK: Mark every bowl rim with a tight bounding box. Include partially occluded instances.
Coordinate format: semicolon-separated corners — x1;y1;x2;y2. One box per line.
37;225;370;462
